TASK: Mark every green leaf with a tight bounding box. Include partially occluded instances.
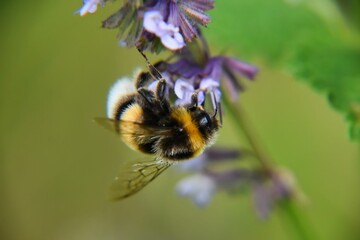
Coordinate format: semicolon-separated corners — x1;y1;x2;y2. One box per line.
208;0;325;61
291;36;360;141
208;0;360;141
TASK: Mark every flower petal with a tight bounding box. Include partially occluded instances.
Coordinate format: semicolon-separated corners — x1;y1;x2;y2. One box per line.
197;91;205;105
225;58;259;80
200;77;220;90
176;174;217;207
252;182;275;219
174;78;194;100
143;10;163;33
144;10;186;50
160;34;185;50
177;154;207;172
76;0;101;16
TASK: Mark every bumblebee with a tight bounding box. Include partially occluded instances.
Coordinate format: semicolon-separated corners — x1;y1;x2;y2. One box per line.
97;50;220;200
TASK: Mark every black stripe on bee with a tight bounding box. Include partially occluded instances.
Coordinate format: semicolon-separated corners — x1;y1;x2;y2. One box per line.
114;95;137;121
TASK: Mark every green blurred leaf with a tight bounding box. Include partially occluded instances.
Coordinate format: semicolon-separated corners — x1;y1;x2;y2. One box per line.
291;36;360;141
336;0;360;31
209;0;360;141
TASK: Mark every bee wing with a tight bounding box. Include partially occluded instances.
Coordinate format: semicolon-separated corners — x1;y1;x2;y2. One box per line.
110;158;172;200
94;117;136;134
94;118;172;138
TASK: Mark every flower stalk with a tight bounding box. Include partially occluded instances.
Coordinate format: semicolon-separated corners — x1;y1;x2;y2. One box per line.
222;92;314;240
221;95;272;172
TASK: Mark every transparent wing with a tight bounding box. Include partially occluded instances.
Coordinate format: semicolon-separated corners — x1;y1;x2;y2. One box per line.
94;117;140;134
110;158;172;200
94;117;171;138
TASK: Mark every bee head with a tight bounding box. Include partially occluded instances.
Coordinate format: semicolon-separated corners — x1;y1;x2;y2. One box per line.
188;106;220;141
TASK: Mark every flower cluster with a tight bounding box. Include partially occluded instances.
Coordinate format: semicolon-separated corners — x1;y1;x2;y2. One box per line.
137;40;258;113
176;147;303;218
77;0;214;52
167;47;258;105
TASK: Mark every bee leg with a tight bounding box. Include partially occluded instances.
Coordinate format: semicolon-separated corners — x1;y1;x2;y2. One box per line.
155;79;170;112
190;90;201;108
135;71;152;89
149;66;163;82
137;48;163;81
138;88;157;106
218;102;223;125
153;61;167;73
155;79;166;100
210;91;223;125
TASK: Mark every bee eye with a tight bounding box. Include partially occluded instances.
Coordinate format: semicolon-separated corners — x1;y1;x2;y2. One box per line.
199;114;211;127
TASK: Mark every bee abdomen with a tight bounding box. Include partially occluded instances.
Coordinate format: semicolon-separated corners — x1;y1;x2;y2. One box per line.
164;150;196;160
157;134;205;161
138;141;157;154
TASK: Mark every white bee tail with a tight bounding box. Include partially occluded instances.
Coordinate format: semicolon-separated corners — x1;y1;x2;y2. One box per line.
107;77;136;118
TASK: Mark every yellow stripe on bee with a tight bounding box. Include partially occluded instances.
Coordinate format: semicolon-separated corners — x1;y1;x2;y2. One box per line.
120;103;143;122
171;108;205;155
120;104;144;152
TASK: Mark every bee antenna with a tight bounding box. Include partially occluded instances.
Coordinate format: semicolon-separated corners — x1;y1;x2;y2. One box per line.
210;91;222;124
218;102;223;125
137;48;163;81
210;92;217;116
137;48;151;65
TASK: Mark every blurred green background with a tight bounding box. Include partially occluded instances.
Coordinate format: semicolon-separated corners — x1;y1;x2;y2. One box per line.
1;1;359;240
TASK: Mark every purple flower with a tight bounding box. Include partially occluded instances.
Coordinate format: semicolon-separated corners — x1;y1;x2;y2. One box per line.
251;168;304;219
99;0;214;52
176;147;248;206
177;165;301;217
204;56;258;102
174;78;205;105
163;0;214;41
176;169;253;207
173;77;221;106
175;146;303;218
165;51;258;107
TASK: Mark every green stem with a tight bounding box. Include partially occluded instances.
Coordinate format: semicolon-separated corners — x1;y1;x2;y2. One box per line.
222;95;314;240
279;200;315;240
222;96;272;172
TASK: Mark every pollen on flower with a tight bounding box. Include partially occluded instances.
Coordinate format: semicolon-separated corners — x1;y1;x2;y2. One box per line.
76;0;102;16
143;10;186;50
